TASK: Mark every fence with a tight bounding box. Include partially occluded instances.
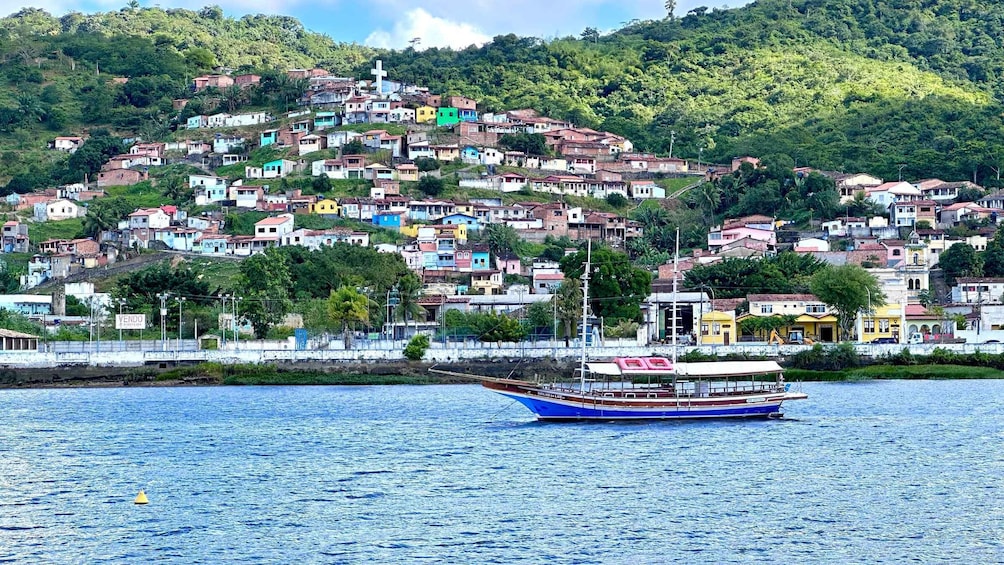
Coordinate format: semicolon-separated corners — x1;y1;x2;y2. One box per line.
3;339;1004;368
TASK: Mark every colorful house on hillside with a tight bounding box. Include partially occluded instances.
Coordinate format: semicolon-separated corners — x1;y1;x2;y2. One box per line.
436;107;459;127
416;106;436;123
311;198;340;218
373;211;403;231
260;130;279;147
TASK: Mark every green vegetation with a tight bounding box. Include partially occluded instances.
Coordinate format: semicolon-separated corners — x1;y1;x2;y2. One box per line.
403;335;430;361
27;218;83;242
785;365;1004;381
151;363;462;385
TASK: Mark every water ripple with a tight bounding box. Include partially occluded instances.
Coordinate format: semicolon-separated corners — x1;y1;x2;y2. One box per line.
1;381;1003;563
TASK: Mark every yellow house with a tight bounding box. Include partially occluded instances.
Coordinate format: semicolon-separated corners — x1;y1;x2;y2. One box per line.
416;106;436;123
699;311;736;346
437;223;467;243
858;303;905;343
311;198;340;216
454;202;475;216
743;294;839;342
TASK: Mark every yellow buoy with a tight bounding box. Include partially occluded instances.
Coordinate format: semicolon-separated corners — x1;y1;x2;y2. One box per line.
134;490;149;505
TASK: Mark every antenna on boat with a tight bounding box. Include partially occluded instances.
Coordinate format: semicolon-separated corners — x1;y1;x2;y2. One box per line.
672;227;680;366
580;239;591;393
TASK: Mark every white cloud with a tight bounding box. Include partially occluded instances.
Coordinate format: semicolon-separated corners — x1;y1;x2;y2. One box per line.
365;7;491;50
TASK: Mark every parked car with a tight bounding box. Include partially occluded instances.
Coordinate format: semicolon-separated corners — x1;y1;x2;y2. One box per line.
871;337;898;344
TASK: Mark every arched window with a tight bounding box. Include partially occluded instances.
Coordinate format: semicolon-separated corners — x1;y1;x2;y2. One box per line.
908;279;915;290
913;253;920;265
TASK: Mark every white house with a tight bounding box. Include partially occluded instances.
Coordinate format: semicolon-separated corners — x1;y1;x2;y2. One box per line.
254;214;295;241
41;199;81;222
951;277;1004;304
128;208;171;230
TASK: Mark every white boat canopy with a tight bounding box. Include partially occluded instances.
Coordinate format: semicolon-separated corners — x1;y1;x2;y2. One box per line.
586;362;623;376
674;360;784;377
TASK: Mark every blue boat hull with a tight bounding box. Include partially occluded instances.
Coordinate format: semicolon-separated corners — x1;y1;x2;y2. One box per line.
499;392;784;421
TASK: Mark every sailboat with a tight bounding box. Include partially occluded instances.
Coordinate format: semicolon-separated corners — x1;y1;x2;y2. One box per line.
432;239;808;421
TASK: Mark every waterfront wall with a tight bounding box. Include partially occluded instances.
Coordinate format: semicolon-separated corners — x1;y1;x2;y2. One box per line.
3;340;1004;368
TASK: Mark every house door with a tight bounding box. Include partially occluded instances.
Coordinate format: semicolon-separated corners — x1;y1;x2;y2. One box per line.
820;326;834;342
724;332;730;346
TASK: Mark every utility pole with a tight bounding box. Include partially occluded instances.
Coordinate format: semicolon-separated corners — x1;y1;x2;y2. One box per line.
897;163;907;182
157;292;170;351
668;130;676;160
234;297;242;349
219;294;229;348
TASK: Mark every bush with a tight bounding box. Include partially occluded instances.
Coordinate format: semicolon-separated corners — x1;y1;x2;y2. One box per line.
403;334;430;361
788;343;860;370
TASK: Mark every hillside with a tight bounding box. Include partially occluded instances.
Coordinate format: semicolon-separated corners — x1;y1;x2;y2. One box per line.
1;1;1004;186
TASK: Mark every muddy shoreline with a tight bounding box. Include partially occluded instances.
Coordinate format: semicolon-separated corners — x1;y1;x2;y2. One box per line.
0;359;578;389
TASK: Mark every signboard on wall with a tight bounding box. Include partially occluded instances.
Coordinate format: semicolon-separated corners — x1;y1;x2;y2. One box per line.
115;314;146;330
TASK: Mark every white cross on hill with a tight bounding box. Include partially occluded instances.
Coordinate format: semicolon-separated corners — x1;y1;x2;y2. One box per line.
371;60;387;94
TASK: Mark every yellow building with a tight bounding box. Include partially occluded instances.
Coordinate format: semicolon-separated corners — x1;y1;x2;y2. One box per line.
311;198;340;216
699;311;736;346
416;106;436;123
858;303;905;343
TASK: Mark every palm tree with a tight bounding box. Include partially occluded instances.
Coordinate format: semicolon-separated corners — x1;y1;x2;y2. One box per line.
159;175;188;203
327;287;370;349
395;273;425;338
221;84;246;113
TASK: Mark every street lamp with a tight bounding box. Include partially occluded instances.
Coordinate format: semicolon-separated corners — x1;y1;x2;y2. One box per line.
157;292;170;350
219;294;230;348
117;298;127;343
176;297;186;352
234;297;242;349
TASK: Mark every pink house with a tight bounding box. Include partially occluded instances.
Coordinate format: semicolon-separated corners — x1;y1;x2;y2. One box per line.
496;254;522;275
708;215;776;251
192;74;235;91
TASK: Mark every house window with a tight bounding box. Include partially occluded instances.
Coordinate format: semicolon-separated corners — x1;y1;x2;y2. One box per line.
760;305;773;314
712;323;721;335
879;319;890;333
864;319;875;332
806;304;826;314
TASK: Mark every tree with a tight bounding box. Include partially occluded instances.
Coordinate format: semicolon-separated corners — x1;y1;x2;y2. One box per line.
417;175;443;196
580;27;600;43
403;334;430;361
526;301;553;335
939;243;982;284
482;223;522;258
555;279;582;342
414;157;440;172
560;247;652;322
498;133;547;156
605;192;628;208
342;139;364;154
327;286;370;349
159;174;189;203
235;248;293;338
810;265;886;341
394;273;425;336
665;0;677;19
83;198;131;239
470;310;526;345
982;237;1004;277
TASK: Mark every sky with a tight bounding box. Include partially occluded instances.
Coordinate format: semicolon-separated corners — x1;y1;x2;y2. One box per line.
5;0;744;50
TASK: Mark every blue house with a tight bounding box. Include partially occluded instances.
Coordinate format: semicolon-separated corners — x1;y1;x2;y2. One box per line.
458;109;478;122
471;249;490;271
436;251;456;269
461;146;480;163
260;130;278;147
442;213;481;232
373;212;402;231
314;112;339;129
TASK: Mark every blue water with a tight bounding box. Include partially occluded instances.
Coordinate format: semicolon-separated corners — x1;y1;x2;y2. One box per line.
1;381;1002;563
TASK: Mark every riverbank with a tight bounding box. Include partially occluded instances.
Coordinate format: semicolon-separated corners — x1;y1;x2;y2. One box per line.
785;364;1004;381
3;360;1003;389
0;359;574;388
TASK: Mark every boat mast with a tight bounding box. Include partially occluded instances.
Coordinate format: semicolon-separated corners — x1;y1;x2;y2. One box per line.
672;227;680;366
580;239;591;393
